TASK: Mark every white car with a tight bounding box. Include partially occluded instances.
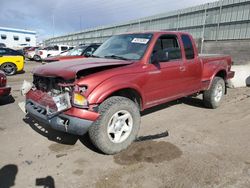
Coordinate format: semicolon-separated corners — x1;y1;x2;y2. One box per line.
26;49;37;60
33;45;71;61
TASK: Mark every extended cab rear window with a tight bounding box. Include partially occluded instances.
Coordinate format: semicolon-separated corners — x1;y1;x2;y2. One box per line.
181;35;195;60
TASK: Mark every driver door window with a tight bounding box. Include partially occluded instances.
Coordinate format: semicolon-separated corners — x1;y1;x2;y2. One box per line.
151;35;182;63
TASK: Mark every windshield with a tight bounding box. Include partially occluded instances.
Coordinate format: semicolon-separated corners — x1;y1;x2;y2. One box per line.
66;46;87;56
93;33;153;60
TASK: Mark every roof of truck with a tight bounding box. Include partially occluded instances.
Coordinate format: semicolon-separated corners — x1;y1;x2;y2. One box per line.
118;30;191;36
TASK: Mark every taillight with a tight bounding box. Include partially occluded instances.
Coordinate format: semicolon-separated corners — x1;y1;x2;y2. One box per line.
0;76;7;87
39;51;43;55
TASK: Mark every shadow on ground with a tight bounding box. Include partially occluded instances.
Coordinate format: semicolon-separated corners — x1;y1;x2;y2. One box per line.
36;176;55;188
23;114;101;154
23;96;204;154
0;164;56;188
0;95;15;106
141;96;205;116
0;164;18;188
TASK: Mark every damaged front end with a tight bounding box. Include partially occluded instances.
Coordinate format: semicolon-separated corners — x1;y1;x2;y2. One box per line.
27;75;74;116
24;75;99;135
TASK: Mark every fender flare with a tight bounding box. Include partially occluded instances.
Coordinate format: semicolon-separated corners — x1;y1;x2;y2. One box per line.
207;68;227;90
88;83;145;109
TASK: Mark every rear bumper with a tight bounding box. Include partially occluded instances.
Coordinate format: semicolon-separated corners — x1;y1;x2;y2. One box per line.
0;86;11;96
25;100;98;135
227;71;235;80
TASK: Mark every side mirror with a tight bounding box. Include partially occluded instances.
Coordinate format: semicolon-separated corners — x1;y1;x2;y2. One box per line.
151;50;170;64
151;51;160;65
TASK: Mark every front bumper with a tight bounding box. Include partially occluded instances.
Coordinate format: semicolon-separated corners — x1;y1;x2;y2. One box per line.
0;86;11;96
26;100;97;135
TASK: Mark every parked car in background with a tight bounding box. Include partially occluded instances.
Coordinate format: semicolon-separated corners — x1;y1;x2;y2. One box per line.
25;47;39;60
24;31;234;154
0;70;11;97
43;43;101;63
23;46;38;55
0;47;24;75
34;45;71;61
25;47;41;60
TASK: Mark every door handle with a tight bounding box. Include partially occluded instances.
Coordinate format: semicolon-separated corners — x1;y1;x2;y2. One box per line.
180;66;186;71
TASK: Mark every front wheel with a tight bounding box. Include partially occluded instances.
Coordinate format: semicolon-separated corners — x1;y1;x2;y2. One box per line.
203;76;225;109
89;96;141;154
33;55;41;61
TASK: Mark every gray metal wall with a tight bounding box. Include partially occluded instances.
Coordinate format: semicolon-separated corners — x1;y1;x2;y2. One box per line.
45;0;250;46
203;39;250;64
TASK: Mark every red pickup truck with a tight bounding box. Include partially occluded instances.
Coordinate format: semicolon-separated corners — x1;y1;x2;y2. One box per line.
24;31;234;154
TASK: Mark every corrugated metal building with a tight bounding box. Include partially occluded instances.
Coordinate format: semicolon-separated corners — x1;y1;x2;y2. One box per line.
44;0;250;46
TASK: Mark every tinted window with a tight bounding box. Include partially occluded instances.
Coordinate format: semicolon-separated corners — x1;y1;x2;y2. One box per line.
151;35;181;62
13;36;19;41
181;35;195;59
0;48;7;55
6;48;20;55
53;46;59;50
61;46;68;51
1;34;7;40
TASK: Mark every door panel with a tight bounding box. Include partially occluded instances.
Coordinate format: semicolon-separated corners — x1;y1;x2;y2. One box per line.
143;61;183;107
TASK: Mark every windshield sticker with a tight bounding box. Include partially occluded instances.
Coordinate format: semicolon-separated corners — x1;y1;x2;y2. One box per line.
131;38;149;44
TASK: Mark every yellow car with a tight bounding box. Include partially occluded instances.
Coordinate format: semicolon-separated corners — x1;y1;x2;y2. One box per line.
0;48;24;75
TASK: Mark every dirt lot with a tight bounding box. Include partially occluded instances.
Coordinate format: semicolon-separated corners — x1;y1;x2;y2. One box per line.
0;61;250;188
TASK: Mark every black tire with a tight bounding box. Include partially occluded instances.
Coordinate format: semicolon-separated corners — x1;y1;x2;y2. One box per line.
89;96;141;154
1;62;17;76
203;76;225;109
33;55;41;61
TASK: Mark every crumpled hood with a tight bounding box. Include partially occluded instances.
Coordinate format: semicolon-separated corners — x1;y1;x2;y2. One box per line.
33;58;133;80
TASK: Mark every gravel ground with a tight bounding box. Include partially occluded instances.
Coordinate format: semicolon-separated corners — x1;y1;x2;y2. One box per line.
0;60;250;188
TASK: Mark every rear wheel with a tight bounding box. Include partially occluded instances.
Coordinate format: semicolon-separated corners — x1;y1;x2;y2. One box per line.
203;76;225;109
1;62;17;76
89;96;140;154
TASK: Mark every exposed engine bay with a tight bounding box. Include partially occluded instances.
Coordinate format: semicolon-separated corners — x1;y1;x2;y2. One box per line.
22;75;76;115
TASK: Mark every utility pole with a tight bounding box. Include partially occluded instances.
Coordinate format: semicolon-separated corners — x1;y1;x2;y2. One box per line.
201;7;208;54
52;14;55;38
80;16;82;31
216;0;223;41
139;19;141;32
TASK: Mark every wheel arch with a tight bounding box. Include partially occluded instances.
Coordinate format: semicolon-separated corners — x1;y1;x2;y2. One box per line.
208;69;227;94
215;69;227;80
91;86;144;111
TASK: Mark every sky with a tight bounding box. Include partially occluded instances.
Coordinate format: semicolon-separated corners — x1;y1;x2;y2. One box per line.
0;0;218;41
